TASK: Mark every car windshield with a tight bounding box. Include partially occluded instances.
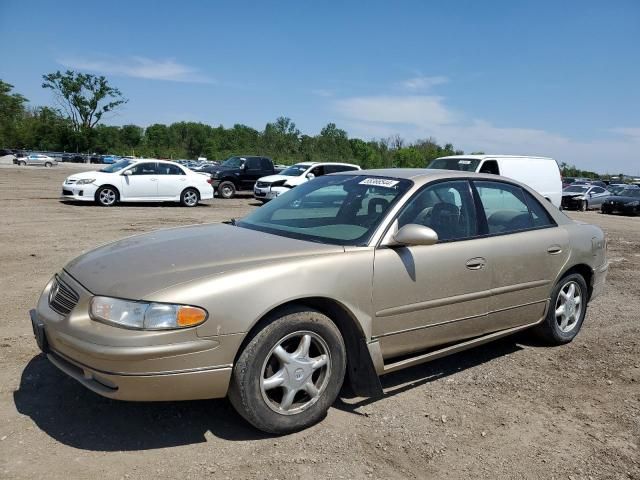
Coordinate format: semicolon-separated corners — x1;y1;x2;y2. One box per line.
564;186;589;193
280;164;310;176
238;175;413;246
221;156;246;168
427;158;481;172
100;159;134;173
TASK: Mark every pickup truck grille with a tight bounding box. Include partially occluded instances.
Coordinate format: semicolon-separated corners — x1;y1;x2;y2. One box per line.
48;275;79;316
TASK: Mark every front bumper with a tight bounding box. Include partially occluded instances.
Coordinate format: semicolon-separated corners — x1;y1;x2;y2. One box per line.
253;185;291;200
30;274;242;401
60;183;98;202
561;196;585;210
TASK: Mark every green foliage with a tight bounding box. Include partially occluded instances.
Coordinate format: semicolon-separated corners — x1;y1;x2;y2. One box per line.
41;70;128;133
559;162;599;179
1;77;468;169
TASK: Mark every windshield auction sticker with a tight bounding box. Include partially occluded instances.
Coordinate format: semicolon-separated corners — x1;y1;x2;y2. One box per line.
359;178;400;188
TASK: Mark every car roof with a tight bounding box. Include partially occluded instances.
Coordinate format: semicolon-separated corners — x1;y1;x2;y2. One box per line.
435;154;556;161
332;168;534;185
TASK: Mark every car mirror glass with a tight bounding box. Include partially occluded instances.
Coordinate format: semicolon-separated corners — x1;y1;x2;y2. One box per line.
306;173;315;180
123;170;132;176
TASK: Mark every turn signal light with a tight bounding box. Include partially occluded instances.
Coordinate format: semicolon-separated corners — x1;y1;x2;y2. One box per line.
177;306;207;327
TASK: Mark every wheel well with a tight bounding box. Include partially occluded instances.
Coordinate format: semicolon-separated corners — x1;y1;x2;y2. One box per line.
181;186;200;198
219;178;238;188
560;264;593;301
94;184;120;200
235;297;382;398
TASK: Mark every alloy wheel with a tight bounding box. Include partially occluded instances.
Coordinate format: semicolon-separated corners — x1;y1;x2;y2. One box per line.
555;281;583;333
260;331;331;415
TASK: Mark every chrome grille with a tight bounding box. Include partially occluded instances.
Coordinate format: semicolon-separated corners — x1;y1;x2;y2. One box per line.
48;275;79;316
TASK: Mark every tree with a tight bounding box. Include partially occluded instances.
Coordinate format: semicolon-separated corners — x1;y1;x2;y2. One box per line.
0;79;28;147
42;70;127;134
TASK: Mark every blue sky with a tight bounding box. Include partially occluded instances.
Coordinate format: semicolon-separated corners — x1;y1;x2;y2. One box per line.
1;0;639;173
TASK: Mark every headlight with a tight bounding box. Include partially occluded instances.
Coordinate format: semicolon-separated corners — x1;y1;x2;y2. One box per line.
76;178;95;185
90;296;207;330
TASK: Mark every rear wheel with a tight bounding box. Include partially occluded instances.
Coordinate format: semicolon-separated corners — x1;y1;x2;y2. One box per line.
95;186;118;207
228;308;346;434
180;188;199;207
218;181;236;199
533;273;588;344
18;160;26;166
44;162;52;168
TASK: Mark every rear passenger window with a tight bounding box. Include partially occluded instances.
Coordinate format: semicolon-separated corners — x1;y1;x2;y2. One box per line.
474;181;554;233
158;164;184;175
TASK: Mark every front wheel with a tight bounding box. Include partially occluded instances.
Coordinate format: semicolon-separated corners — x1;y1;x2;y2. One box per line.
217;181;236;199
18;160;26;166
95;186;118;207
533;273;588;345
228;308;346;434
580;200;588;211
44;162;52;168
180;188;199;207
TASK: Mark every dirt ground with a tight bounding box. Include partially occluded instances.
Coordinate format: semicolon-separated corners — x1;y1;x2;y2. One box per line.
0;164;638;480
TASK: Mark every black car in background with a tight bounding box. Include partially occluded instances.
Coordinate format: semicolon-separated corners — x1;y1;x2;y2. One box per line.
601;188;640;216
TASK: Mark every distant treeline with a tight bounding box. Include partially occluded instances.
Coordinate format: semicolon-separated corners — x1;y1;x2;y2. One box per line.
1;79;463;168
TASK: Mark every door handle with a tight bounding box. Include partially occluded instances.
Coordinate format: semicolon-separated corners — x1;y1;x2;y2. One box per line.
466;257;486;270
547;246;562;255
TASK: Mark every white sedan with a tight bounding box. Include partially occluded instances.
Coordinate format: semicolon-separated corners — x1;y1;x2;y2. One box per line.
254;162;360;201
61;159;214;207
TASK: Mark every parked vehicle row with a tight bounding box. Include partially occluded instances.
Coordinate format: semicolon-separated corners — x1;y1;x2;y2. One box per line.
31;168;609;434
61;158;213;207
208;156;283;199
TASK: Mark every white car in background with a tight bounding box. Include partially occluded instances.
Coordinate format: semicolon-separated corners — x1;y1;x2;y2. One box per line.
61;159;213;207
254;162;361;201
17;154;58;167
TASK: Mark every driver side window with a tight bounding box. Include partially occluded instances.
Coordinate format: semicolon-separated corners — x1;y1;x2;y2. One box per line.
397;180;478;241
128;162;158;175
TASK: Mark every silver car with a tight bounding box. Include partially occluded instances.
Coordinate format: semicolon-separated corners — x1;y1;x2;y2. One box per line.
17;154;58;167
30;169;608;433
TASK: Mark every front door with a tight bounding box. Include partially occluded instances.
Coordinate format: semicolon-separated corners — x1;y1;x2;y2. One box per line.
372;180;492;360
120;162;159;199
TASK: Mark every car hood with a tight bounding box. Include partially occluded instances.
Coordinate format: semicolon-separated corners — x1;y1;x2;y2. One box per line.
66;170;117;181
258;174;295;183
64;223;344;299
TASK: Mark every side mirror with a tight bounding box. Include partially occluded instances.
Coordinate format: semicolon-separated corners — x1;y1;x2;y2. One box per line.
240;163;246;170
306;173;315;180
392;224;439;246
123;170;132;176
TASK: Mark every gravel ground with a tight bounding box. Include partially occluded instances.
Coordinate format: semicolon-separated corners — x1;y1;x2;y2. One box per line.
0;164;638;479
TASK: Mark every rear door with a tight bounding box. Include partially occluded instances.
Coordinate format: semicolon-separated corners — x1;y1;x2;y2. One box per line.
372;180;493;359
157;163;188;198
120;162;159;199
472;180;568;330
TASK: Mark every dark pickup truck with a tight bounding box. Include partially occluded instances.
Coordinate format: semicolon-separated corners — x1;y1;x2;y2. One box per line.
208;156;281;199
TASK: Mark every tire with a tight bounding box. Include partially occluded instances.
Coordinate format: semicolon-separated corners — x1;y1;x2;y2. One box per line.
580;200;588;212
217;181;236;199
180;188;199;207
533;273;588;345
228;307;346;434
601;206;610;215
95;186;119;207
18;160;26;166
44;162;52;168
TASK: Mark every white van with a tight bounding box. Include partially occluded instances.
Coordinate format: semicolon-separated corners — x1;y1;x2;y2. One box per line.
428;155;562;208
